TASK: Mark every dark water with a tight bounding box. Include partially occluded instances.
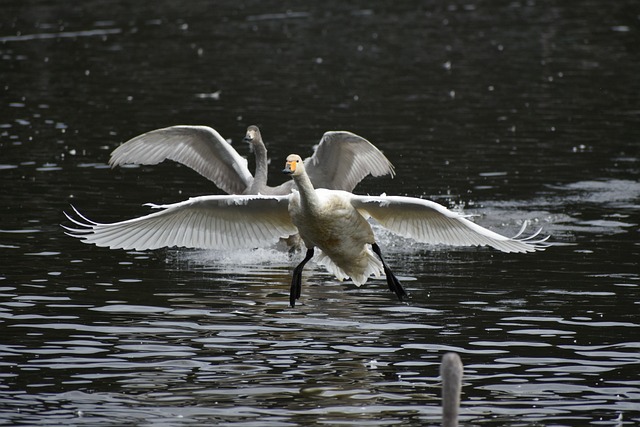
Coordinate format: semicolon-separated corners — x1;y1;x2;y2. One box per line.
1;1;639;425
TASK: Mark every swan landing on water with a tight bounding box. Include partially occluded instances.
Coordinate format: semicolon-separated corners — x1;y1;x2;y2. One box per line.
64;154;551;307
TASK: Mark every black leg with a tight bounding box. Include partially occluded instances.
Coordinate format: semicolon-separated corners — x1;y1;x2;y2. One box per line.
290;247;314;307
372;243;407;301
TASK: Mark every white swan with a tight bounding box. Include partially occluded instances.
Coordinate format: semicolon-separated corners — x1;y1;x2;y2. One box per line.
441;352;463;427
63;154;550;306
109;125;395;195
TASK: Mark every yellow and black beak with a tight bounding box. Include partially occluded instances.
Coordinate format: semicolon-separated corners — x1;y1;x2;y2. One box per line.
282;160;296;175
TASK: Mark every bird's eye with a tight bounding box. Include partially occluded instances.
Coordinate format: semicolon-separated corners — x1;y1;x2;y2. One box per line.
296;160;300;163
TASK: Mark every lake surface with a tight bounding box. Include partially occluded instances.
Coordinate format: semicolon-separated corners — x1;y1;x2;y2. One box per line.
1;1;639;425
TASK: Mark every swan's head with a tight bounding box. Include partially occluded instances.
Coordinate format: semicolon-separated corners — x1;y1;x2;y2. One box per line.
283;154;304;176
243;125;262;147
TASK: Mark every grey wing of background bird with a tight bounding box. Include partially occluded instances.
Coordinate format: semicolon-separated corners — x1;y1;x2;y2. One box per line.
304;131;395;191
273;131;395;194
109;125;253;194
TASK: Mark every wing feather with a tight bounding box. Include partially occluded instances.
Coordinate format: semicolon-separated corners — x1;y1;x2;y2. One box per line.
352;195;551;253
300;131;395;192
63;195;297;251
109;125;253;194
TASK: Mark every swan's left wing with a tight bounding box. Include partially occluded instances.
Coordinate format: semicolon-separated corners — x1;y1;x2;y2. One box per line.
63;195;296;251
300;131;395;192
352;195;550;253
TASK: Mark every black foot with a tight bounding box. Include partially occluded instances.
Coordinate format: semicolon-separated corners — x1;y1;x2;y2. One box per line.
372;243;407;301
290;248;314;307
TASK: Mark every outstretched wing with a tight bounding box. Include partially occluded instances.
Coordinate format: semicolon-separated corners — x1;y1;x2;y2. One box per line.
63;195;296;251
109;125;253;194
352;195;550;253
273;131;395;194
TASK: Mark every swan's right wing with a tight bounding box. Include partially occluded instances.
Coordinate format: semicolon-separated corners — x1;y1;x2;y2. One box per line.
63;195;296;251
109;125;253;194
352;195;551;253
301;131;395;192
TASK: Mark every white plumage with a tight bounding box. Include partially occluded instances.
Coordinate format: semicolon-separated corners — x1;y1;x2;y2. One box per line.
64;154;550;306
65;195;296;250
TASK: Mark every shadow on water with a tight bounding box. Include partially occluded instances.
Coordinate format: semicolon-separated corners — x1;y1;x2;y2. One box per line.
1;0;639;425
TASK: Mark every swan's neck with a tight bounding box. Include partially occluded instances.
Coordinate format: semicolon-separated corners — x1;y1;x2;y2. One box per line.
441;353;462;427
293;172;319;209
252;141;269;186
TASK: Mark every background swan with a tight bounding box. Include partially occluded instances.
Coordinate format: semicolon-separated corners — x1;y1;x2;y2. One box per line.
64;154;550;306
109;125;395;195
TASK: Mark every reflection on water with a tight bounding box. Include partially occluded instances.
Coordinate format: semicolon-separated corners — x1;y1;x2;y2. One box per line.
2;0;640;425
2;207;638;425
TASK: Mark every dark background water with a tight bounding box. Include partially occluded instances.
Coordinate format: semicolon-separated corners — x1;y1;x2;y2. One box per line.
1;1;639;425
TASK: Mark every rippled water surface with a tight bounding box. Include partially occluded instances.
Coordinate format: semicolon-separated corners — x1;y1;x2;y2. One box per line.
1;1;639;425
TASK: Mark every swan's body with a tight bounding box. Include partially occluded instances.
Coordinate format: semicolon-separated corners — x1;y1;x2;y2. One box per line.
64;154;550;306
287;173;380;284
441;352;463;427
109;125;395;195
282;155;403;300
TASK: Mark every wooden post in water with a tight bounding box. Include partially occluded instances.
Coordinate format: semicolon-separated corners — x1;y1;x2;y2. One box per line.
441;352;463;427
